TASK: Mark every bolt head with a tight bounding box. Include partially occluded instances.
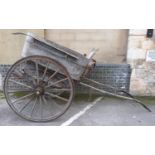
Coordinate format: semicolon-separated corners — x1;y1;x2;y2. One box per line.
36;91;40;95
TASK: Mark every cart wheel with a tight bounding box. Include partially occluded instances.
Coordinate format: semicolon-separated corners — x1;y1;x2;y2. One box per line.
4;55;74;122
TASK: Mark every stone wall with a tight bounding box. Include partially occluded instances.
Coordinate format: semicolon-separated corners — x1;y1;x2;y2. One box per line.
45;29;129;64
0;29;44;64
2;29;155;96
127;29;155;96
0;29;128;64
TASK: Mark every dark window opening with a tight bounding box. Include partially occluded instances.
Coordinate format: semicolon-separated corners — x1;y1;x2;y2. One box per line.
146;29;154;38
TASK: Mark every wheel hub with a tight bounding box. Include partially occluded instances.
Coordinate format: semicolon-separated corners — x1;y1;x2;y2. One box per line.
35;86;44;96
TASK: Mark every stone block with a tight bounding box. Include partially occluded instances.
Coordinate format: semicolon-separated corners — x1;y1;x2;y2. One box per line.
59;33;75;41
45;34;61;41
75;33;107;41
129;29;146;35
128;36;146;48
127;48;146;60
130;77;147;96
141;40;155;49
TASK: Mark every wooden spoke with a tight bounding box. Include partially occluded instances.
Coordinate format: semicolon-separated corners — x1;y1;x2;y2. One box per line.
45;92;68;102
47;70;59;82
45;78;68;89
42;63;49;80
42;95;48;105
30;97;38;117
8;89;33;93
35;61;39;84
48;88;71;92
12;92;35;104
9;79;33;89
39;96;43;119
12;70;24;78
19;96;34;113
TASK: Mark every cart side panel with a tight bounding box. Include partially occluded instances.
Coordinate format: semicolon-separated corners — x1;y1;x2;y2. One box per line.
22;35;89;80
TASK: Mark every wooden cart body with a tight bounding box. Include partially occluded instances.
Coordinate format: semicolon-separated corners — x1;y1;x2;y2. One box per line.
22;32;92;80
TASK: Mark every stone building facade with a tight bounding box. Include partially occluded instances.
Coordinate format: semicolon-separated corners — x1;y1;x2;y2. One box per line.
0;29;155;96
127;29;155;96
45;29;129;64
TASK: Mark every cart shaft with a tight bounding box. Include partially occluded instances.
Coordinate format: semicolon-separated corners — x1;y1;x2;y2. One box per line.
79;81;151;112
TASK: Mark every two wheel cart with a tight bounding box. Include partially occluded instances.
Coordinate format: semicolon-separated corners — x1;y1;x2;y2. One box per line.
3;32;151;122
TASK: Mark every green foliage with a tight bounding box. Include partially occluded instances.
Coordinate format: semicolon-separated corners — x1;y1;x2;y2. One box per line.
0;91;4;99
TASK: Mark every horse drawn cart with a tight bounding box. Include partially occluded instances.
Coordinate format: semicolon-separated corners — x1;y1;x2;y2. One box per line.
3;32;151;122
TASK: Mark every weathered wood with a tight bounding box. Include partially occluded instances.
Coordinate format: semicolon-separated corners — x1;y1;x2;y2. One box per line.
20;32;92;80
